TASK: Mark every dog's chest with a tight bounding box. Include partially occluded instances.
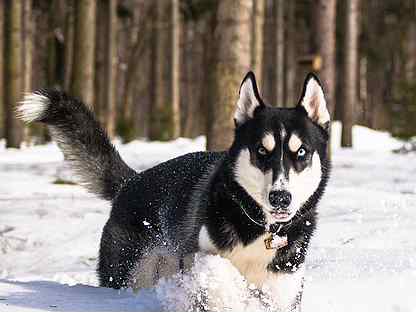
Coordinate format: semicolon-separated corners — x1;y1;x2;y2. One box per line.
198;227;276;287
220;233;276;286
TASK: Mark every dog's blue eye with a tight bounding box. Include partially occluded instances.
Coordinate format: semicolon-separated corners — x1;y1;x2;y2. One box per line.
297;147;307;159
258;146;268;156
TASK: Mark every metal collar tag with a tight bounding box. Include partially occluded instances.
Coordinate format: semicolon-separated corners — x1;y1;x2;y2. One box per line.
264;233;288;250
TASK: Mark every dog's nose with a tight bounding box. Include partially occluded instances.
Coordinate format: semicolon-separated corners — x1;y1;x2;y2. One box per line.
269;190;292;209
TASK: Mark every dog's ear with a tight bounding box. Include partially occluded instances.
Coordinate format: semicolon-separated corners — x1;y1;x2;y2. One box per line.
298;73;330;129
234;71;265;126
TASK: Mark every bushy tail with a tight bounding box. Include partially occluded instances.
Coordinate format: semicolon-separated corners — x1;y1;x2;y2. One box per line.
17;89;137;201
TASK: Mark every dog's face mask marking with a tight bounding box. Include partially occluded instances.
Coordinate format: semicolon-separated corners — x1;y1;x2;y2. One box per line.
233;72;329;224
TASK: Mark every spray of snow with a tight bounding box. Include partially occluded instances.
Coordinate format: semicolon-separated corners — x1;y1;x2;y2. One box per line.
155;254;271;312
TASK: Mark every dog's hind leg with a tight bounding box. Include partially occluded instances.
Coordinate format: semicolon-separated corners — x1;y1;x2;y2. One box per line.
129;247;181;290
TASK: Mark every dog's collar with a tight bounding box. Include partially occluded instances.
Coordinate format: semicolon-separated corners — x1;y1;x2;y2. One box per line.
240;205;290;250
239;204;289;250
223;182;291;250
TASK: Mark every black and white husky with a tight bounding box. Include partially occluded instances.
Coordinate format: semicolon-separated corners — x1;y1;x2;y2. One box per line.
18;72;330;311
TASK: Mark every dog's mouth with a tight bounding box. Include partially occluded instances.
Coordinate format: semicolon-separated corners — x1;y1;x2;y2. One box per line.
270;211;292;222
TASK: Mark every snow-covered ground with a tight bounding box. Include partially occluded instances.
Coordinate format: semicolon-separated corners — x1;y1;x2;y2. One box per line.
0;123;415;312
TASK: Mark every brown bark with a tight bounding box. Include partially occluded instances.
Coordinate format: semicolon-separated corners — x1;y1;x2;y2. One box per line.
250;0;265;85
94;1;105;120
23;0;33;93
315;0;337;117
64;1;74;91
275;0;284;106
0;1;4;138
104;0;118;138
149;0;181;141
261;0;284;106
22;0;33;141
284;0;296;106
70;0;96;107
405;20;416;82
181;19;199;138
207;0;251;151
341;0;360;147
94;0;117;138
4;0;24;148
171;0;180;138
261;0;275;104
121;4;152;125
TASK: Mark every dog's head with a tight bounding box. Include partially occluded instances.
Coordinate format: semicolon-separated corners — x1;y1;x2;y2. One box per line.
230;72;330;225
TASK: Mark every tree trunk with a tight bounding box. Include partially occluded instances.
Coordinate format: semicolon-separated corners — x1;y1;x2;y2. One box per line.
341;0;359;147
181;19;202;138
22;0;33;141
261;0;284;106
94;1;105;120
250;0;265;85
315;0;337;117
149;0;181;141
94;0;117;138
0;1;4;138
284;0;296;106
261;0;275;104
405;20;416;82
64;1;74;91
314;0;336;157
4;0;23;148
23;0;32;93
171;0;180;138
71;0;96;107
104;0;118;138
207;0;251;151
275;0;284;106
46;0;66;89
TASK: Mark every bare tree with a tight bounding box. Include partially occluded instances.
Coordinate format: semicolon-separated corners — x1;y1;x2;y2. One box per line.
250;0;265;84
22;0;34;141
64;2;74;91
4;0;24;148
261;0;284;106
275;0;284;106
149;0;181;141
171;0;180;138
70;0;96;107
207;0;251;150
284;0;296;106
0;1;4;138
341;0;360;147
95;0;118;137
315;0;337;117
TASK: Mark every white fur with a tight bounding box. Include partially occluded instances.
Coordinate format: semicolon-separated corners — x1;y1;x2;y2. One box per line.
17;93;49;123
301;78;330;126
262;132;275;152
234;77;261;124
288;133;303;152
263;266;305;310
220;233;276;287
198;225;218;254
270;152;322;222
288;152;322;210
234;149;275;223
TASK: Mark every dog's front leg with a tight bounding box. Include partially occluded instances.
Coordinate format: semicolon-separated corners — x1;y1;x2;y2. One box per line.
262;266;305;312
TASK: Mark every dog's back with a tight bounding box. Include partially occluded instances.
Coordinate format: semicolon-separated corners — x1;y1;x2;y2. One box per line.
18;89;224;288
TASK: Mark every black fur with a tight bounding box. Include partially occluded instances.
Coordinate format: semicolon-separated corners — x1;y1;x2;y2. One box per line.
19;72;330;310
